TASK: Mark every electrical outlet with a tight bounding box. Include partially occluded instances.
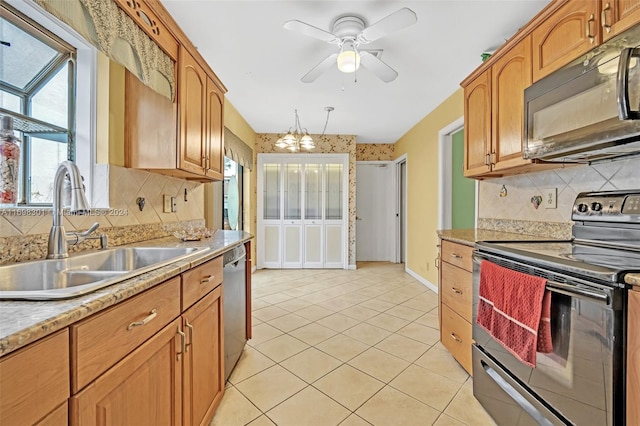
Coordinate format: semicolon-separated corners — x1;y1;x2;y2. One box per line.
163;195;172;213
544;188;557;209
171;196;177;213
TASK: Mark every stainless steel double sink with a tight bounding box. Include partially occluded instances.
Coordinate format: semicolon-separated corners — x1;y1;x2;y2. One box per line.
0;246;209;300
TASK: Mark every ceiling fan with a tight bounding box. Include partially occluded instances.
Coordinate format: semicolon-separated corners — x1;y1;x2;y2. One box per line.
283;8;417;83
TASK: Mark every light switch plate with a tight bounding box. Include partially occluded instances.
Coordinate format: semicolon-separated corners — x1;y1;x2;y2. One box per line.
544;188;557;209
171;196;177;213
163;195;172;213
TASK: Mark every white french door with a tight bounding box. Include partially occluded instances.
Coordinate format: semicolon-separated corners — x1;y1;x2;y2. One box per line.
257;154;349;269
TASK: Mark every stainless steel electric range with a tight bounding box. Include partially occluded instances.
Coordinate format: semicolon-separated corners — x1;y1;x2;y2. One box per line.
472;190;640;426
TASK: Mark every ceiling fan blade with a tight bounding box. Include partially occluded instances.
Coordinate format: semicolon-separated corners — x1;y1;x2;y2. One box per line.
359;8;417;43
301;53;339;83
359;51;398;82
283;20;339;43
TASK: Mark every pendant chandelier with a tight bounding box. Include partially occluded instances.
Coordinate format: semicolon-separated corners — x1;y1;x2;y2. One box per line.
275;109;314;152
275;107;334;152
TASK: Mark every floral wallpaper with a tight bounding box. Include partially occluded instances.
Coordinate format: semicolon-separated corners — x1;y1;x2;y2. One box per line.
254;133;357;267
356;144;395;161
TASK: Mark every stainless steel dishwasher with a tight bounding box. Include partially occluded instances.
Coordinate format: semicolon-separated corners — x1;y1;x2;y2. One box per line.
223;244;247;380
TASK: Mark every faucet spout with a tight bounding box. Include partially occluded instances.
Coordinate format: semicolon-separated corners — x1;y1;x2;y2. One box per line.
47;161;90;259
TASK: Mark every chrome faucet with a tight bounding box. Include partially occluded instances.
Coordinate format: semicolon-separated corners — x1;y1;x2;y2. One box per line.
47;161;97;259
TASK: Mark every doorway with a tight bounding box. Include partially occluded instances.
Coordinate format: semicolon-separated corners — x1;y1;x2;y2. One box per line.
395;155;407;264
438;117;476;229
356;162;393;262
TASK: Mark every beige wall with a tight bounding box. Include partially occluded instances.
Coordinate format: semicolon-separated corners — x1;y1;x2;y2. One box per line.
222;100;257;262
394;89;464;285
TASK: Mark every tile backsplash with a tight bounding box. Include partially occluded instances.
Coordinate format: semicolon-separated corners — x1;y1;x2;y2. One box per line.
478;156;639;235
0;165;206;264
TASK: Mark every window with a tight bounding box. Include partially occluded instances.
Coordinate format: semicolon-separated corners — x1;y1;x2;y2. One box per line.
1;3;76;205
223;157;243;230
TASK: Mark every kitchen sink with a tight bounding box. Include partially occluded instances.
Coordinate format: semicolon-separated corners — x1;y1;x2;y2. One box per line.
0;246;209;300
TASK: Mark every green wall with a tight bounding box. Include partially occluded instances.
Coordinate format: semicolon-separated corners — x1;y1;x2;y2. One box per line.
451;129;475;229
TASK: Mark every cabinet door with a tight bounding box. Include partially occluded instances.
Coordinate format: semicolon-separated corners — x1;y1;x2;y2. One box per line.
304;223;323;268
182;287;224;426
71;319;183;426
628;290;640;425
463;69;492;177
532;1;600;82
603;0;640;40
283;224;303;268
0;330;69;426
205;77;224;180
491;37;533;172
179;46;207;175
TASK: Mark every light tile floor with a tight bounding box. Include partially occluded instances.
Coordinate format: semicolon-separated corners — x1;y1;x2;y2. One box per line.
211;262;496;426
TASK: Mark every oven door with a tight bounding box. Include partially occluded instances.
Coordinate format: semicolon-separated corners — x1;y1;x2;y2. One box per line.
471;253;625;426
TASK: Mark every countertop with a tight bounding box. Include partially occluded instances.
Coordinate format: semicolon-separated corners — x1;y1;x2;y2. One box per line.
437;228;562;247
0;230;252;357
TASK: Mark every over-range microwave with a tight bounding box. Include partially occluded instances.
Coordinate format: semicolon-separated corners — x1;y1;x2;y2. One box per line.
524;24;640;163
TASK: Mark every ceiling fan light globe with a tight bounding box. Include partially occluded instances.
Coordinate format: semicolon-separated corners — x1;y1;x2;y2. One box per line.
337;50;361;73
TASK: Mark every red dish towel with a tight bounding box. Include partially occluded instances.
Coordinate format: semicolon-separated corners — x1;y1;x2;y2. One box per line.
476;260;553;367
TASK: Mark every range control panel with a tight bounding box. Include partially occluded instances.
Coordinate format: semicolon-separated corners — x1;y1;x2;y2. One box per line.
572;191;640;223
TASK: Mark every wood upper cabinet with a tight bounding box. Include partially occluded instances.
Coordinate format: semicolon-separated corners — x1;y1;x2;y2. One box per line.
177;45;226;181
71;319;183;426
0;330;69;426
464;37;533;178
532;0;600;82
205;77;224;180
491;36;533;172
182;286;225;426
179;45;209;175
463;69;492;177
628;289;640;426
602;0;640;40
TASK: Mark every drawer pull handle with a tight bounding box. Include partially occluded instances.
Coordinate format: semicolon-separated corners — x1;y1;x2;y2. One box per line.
450;253;463;259
450;333;463;343
200;275;215;284
185;320;194;352
177;327;186;360
451;287;463;294
127;309;157;330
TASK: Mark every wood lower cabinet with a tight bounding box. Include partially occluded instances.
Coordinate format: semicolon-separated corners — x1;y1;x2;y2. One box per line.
0;329;69;426
71;319;183;426
628;289;640;425
182;286;224;426
438;240;474;374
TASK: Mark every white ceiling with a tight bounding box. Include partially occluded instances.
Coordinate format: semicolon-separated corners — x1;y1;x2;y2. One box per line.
161;1;550;143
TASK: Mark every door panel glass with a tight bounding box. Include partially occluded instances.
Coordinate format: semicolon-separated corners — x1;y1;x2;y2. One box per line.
325;164;343;220
305;164;322;220
284;164;301;220
263;163;280;220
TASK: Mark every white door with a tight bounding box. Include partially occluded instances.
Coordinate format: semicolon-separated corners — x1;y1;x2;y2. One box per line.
356;162;393;261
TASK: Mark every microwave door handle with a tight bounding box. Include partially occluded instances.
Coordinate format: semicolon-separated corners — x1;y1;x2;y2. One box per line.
617;47;640;120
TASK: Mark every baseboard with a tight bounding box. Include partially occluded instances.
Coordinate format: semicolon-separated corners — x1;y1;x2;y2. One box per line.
405;266;438;294
252;266;257;273
348;264;357;270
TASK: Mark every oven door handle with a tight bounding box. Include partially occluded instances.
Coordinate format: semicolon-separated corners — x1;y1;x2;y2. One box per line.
473;254;611;305
546;280;609;304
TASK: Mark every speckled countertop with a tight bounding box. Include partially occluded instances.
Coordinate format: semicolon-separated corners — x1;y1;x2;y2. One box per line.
627;274;640;287
436;228;563;247
0;230;252;357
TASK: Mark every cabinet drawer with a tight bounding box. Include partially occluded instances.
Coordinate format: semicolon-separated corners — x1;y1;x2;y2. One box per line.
441;240;474;272
71;277;181;393
182;256;223;310
441;262;473;322
441;303;472;375
37;402;67;426
0;329;69;426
